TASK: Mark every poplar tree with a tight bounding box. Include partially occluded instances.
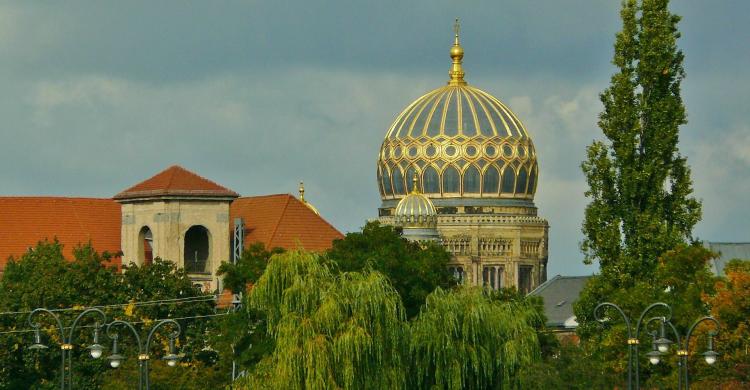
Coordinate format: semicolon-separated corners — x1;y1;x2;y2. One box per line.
581;0;701;285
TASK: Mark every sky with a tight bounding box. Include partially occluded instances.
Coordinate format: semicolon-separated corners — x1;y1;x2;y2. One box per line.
1;1;748;277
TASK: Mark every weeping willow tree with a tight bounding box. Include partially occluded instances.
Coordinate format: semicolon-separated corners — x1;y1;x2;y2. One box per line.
235;250;542;390
237;250;406;390
409;287;542;389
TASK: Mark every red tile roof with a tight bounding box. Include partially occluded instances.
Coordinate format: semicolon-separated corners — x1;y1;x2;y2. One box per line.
114;165;239;200
0;197;122;274
230;194;343;252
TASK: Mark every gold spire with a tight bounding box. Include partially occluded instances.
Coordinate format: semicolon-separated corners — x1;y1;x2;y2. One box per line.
448;18;466;86
298;181;320;215
411;173;420;194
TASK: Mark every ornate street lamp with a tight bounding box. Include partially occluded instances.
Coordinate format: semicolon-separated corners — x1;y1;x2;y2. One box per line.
595;302;720;390
105;319;182;390
27;308;107;390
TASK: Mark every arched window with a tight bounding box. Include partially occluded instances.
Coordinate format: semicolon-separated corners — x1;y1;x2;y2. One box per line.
501;167;516;194
516;167;528;194
527;165;537;195
184;225;210;274
392;168;405;195
423;166;440;194
463;165;480;194
381;167;393;196
138;226;153;266
442;166;460;194
483;165;500;195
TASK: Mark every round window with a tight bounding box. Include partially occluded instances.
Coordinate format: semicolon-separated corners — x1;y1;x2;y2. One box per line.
444;145;457;157
465;145;478;157
502;144;514;158
408;146;419;158
393;146;402;158
425;144;438;158
484;145;497;157
517;145;526;158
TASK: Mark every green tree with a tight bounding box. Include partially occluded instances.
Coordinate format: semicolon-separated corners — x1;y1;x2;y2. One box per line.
239;250;406;389
235;250;543;390
576;0;703;369
0;240;222;389
409;287;541;389
580;0;701;284
325;221;454;318
217;243;284;294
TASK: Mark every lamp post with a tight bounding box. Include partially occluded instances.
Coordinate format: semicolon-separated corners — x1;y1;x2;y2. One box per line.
595;302;720;389
27;308;107;390
683;317;720;389
105;319;181;390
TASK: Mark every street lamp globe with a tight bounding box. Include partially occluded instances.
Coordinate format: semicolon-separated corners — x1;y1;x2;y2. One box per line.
703;350;718;365
646;350;661;365
88;343;104;359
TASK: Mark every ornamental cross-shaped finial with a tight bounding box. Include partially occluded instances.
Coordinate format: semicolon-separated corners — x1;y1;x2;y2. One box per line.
454;18;460;39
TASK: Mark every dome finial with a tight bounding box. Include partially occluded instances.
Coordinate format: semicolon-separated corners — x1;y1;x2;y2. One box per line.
299;181;305;202
448;18;466;86
411;173;420;194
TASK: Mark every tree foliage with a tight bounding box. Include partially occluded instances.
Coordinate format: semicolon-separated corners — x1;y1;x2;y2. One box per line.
580;0;701;285
409;287;541;389
697;259;750;386
236;250;542;390
0;240;220;389
325;221;455;318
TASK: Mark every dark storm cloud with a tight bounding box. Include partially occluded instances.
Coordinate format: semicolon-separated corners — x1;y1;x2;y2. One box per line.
1;0;748;277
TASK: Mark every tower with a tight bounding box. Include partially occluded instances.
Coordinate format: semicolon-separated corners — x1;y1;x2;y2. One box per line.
376;20;549;294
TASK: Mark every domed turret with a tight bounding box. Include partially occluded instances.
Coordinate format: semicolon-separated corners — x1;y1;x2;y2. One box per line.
394;175;439;242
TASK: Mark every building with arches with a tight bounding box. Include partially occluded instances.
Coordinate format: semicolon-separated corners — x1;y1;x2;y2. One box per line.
379;21;549;294
0;165;343;290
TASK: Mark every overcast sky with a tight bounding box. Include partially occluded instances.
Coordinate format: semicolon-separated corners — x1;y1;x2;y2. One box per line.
1;1;748;277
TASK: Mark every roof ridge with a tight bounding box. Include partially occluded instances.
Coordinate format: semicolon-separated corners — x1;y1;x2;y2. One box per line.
0;196;115;201
289;195;342;236
267;194;293;248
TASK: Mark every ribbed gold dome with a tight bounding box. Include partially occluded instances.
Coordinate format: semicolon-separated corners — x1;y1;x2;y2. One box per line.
377;23;538;203
395;178;437;228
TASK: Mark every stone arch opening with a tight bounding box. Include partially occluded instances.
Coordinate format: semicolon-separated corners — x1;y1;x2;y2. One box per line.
138;226;153;266
184;225;211;274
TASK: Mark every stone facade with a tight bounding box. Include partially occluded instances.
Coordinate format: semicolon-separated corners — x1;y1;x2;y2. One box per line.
381;204;549;293
120;199;232;290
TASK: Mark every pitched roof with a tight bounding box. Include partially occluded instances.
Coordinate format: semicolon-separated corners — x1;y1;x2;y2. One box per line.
114;165;239;200
0;197;122;274
528;275;592;329
230;194;343;252
706;242;750;276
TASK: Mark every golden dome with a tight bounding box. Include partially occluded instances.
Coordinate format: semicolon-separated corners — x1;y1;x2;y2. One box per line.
377;20;538;204
395;176;437;228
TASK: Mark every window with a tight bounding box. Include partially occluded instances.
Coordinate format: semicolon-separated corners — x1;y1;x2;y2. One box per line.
482;266;503;290
516;167;528;194
518;265;533;295
392;168;405;195
482;165;500;195
443;166;460;193
423;166;440;194
184;225;210;274
501;167;516;194
463;165;480;194
138;226;153;266
381;166;392;196
448;266;465;284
